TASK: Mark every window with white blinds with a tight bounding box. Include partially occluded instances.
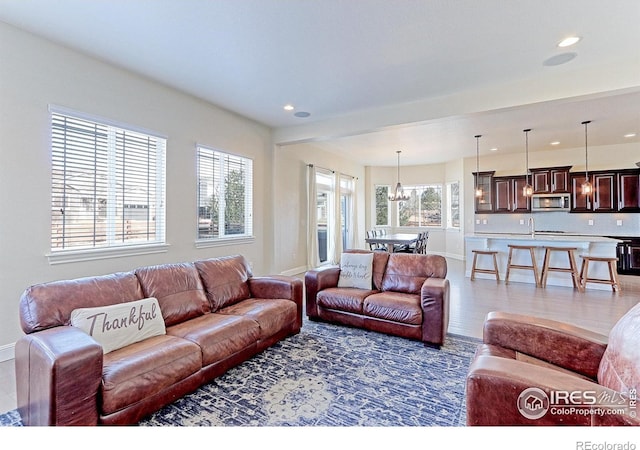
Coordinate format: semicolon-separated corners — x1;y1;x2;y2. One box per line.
197;145;253;240
50;110;166;252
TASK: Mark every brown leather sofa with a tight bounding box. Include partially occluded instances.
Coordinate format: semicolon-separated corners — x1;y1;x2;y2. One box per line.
466;304;640;426
15;255;303;426
304;250;450;347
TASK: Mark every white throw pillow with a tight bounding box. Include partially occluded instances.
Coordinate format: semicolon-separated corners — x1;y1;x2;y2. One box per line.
70;297;166;354
337;252;374;289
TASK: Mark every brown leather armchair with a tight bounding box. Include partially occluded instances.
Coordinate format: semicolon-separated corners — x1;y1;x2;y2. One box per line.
466;304;640;426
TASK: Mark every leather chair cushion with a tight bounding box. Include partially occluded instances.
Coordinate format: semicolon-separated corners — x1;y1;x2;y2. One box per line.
598;302;640;394
101;334;202;415
135;263;210;327
317;287;376;314
195;255;252;311
363;292;422;325
167;313;260;366
381;253;447;294
219;298;297;339
475;343;594;381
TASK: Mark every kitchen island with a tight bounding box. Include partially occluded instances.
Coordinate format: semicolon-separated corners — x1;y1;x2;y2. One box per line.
465;232;621;290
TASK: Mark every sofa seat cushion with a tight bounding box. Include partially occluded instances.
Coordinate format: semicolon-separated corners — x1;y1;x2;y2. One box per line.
363;291;422;325
167;313;260;366
101;334;202;415
317;287;377;315
218;298;297;339
474;343;594;382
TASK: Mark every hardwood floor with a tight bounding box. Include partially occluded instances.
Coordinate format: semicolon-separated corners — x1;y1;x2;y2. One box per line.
0;257;637;416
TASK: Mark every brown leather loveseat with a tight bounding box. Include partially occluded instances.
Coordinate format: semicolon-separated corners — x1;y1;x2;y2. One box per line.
466;303;640;426
304;250;450;347
15;254;302;426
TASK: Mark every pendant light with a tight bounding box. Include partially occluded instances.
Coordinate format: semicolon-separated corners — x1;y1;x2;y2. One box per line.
581;120;593;195
474;135;483;198
388;150;410;201
522;128;533;197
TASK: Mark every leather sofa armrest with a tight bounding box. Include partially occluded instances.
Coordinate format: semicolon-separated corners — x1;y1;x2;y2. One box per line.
482;311;608;379
466;355;639;426
15;326;103;426
304;266;340;318
248;276;304;327
420;277;450;346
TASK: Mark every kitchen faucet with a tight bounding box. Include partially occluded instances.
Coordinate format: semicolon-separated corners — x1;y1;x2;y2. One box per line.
528;217;535;237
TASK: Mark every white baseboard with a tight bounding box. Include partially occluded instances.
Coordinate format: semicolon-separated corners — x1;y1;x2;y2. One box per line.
280;265;308;277
0;343;15;363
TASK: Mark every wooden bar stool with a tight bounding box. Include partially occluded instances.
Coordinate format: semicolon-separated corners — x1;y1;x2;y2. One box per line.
580;256;621;292
505;245;540;287
540;246;583;292
471;250;500;282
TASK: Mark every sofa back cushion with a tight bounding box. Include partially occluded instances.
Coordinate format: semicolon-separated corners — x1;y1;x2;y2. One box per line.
19;272;144;334
194;255;252;312
381;253;447;294
135;262;210;327
344;249;389;290
598;302;640;395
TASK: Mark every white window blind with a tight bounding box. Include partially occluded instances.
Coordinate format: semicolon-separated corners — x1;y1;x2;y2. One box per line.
197;146;253;240
51;111;166;252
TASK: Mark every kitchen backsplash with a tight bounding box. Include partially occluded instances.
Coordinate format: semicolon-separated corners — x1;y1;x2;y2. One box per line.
473;211;640;237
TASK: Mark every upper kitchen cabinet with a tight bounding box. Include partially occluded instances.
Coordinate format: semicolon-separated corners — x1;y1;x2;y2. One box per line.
494;176;530;212
530;166;571;194
618;169;640;212
473;171;494;213
570;170;617;213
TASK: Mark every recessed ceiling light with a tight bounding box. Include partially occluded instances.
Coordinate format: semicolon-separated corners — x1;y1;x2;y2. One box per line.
283;104;294;111
624;133;637;138
489;148;498;152
550;141;560;146
558;36;581;47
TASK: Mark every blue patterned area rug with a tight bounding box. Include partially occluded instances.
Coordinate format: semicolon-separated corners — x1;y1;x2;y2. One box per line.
0;321;478;427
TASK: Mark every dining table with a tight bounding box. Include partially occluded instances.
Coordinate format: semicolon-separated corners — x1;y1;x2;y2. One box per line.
365;233;419;252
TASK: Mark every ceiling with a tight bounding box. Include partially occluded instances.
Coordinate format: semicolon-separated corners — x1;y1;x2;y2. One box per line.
1;0;639;166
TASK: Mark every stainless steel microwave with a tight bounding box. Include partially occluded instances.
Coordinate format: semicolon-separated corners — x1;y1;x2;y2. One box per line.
531;193;570;211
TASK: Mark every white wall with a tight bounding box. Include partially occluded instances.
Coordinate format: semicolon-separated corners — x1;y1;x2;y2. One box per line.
273;143;367;275
0;23;274;356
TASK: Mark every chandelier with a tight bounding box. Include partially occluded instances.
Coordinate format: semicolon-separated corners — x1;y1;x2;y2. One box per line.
388;150;410;201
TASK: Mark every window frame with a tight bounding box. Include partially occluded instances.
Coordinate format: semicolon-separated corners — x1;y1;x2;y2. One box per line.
47;106;168;264
195;144;254;248
446;181;461;229
396;183;443;228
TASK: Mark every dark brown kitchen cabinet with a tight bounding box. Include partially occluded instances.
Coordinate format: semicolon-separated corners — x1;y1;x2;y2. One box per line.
473;171;494;213
592;172;617;212
570;171;617;212
570;173;592;211
494;176;530;212
617;169;640;211
530;166;571;193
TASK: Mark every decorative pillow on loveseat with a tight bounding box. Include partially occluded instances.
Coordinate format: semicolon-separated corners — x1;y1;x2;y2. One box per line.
70;297;166;353
337;252;374;289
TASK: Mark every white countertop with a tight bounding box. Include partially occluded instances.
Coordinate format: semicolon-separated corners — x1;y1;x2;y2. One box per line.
466;233;621;243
